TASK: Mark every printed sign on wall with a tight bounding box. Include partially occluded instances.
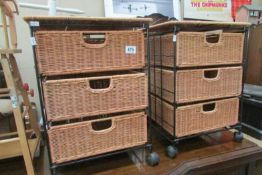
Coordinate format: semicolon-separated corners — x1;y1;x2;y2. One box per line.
183;0;233;21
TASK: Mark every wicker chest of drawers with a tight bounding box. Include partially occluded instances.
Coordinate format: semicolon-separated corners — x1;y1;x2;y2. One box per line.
26;17;151;165
148;21;250;142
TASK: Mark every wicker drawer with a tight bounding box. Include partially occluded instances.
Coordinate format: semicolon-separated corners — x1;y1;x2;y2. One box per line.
43;73;147;121
177;31;244;67
151;67;242;104
48;112;147;163
151;96;239;137
147;32;244;67
35;30;145;75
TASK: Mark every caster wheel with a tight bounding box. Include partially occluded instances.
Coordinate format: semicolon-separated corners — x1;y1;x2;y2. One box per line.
234;131;244;143
166;145;178;159
147;152;160;166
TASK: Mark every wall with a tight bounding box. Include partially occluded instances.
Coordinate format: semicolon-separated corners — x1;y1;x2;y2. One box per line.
253;0;262;5
13;0;104;121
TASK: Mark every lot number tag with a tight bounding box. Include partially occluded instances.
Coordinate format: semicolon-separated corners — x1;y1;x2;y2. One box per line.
125;46;136;54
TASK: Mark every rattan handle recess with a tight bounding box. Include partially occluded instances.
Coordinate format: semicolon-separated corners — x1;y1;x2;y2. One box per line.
204;30;223;47
201;103;217;114
202;69;221;81
88;118;116;134
86;77;114;93
80;32;108;48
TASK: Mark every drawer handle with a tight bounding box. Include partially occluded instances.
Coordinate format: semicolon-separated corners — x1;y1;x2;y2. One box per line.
81;32;108;48
89;118;116;134
204;30;223;46
86;77;113;93
203;70;220;80
201;103;217;114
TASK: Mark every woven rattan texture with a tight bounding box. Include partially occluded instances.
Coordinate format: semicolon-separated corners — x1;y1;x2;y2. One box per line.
145;34;174;67
150;96;174;135
35;30;145;75
150;68;174;103
48;112;147;163
175;98;239;137
176;32;244;67
150;96;239;137
176;66;243;103
150;67;242;104
43;73;147;122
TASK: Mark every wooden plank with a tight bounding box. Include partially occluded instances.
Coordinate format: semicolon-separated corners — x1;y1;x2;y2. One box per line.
8;15;17;48
0;49;22;54
22;106;29;119
0;129;33;139
150;20;251;29
0;137;40;160
0;6;10;48
0;93;9;98
0;24;10;27
0;88;9;93
1;56;36;175
24;16;152;24
23;16;152;30
9;54;41;138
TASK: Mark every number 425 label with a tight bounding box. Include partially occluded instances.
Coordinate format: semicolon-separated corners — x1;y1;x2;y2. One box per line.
125;46;137;54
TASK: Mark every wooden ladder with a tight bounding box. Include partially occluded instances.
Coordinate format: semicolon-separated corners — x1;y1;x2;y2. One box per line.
0;1;40;175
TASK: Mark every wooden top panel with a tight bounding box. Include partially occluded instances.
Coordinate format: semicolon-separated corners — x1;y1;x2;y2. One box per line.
23;16;152;30
150;20;251;32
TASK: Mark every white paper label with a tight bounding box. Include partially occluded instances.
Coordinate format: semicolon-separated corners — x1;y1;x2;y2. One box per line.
173;35;176;42
29;21;40;27
30;37;37;46
125;46;136;54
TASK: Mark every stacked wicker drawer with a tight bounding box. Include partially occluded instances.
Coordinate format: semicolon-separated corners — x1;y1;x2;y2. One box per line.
149;30;244;137
35;30;148;163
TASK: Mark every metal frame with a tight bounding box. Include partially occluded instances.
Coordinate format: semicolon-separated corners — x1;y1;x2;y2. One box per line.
148;23;250;146
28;21;153;175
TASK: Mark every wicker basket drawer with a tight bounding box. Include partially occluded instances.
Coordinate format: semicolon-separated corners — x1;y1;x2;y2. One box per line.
151;96;239;137
35;30;145;75
147;32;244;67
151;67;243;103
176;31;244;67
48;112;147;163
176;67;243;103
43;73;147;121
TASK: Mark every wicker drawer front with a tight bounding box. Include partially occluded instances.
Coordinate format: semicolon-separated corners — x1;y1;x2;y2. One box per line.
151;67;242;103
48;112;147;163
176;67;243;103
150;96;239;137
177;32;244;67
43;73;147;121
176;98;239;137
35;30;145;75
